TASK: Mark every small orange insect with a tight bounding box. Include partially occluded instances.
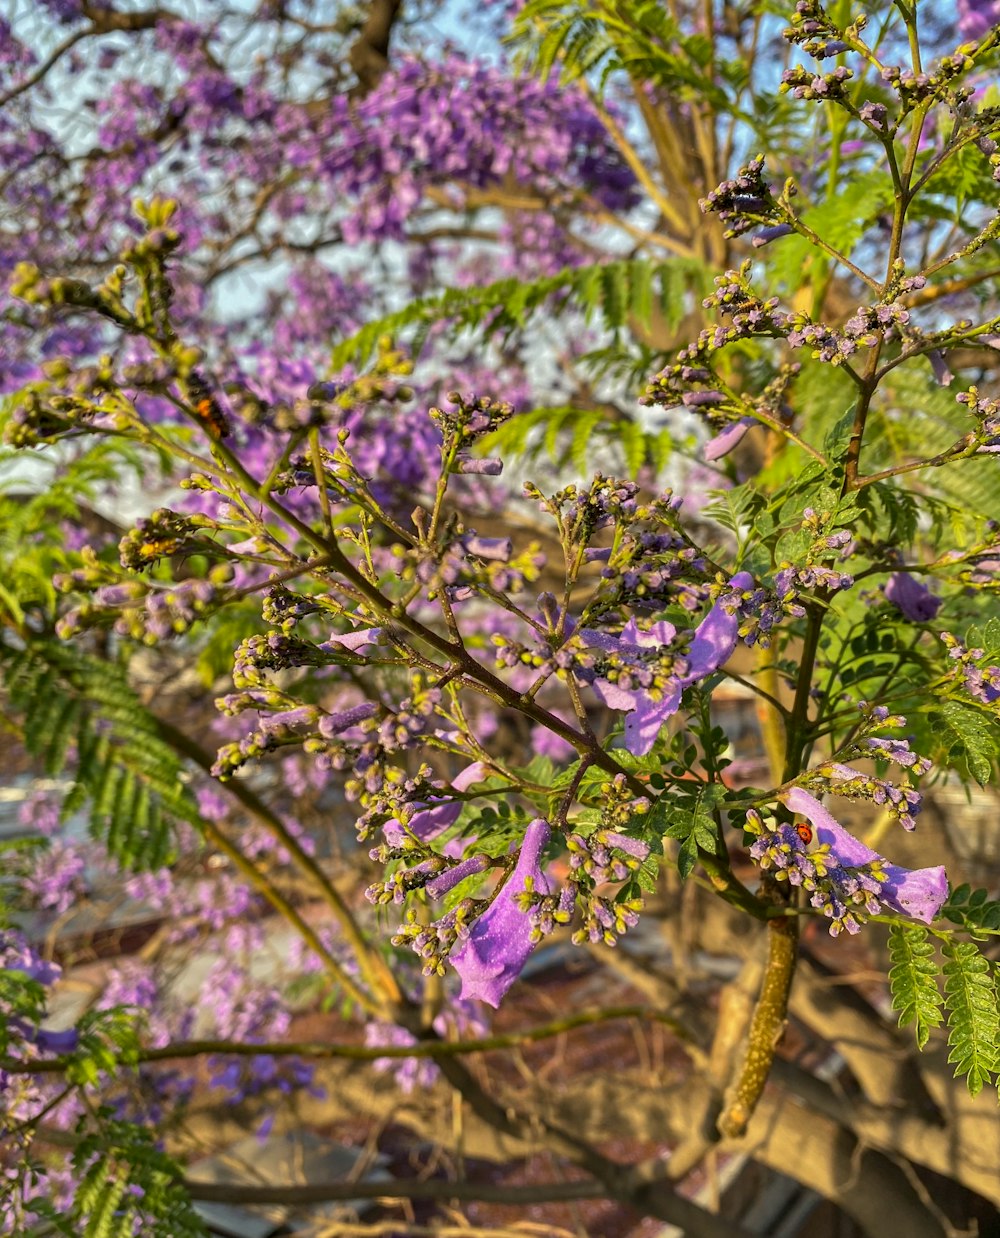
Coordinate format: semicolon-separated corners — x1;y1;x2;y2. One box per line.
188;373;230;440
794;822;813;846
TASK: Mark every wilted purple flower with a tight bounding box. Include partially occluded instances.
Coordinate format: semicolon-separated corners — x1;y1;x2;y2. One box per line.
884;572;942;622
449;818;550;1007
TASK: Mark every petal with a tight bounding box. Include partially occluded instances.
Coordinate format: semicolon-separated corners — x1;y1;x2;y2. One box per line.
684;572;752;680
881;864;948;924
783;787;880;866
450;819;550;1008
622;686;682;755
704;417;756;461
591;677;640;712
451;762;489;792
623;617;676;648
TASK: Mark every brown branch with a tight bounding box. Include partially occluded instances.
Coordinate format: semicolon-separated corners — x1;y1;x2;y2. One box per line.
3;1006;693;1074
183;1177;605;1206
348;0;403;95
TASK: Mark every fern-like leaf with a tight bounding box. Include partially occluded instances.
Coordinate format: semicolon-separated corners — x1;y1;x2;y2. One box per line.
941;939;1000;1097
0;637;199;869
329;257;710;373
887;923;944;1050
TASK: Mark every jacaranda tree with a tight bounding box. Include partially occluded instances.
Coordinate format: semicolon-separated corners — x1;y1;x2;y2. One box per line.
2;0;1000;1234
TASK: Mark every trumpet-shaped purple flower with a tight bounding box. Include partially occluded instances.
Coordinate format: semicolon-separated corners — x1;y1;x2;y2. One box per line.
750;788;948;935
449;818;550;1007
884;572;942;622
585;570;755;755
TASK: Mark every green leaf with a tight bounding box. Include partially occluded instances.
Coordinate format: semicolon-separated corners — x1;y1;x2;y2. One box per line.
0;636;200;868
887;924;944;1050
933;701;1000;786
941;940;1000;1097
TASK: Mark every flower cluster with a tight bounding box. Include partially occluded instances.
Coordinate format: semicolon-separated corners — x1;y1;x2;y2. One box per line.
957;385;1000;452
941;632;1000;705
699;155;779;238
747;788;947;935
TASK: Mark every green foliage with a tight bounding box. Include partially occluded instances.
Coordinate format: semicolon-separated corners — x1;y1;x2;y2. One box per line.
510;0;736;107
890;929;1000;1097
941;883;1000;934
930;701;1000;787
0;636;200;868
647;781;726;880
888;924;944;1050
66;1116;207;1238
329;256;710;373
941;940;1000;1098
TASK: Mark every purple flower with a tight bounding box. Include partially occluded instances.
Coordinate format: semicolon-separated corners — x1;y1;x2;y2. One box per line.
704;416;756;461
782;787;947;927
751;223;794;248
959;0;1000;39
685;570;754;678
382;761;488;848
884;572;942;622
34;1026;79;1054
449;818;550;1007
586;571;754;756
588;618;681;756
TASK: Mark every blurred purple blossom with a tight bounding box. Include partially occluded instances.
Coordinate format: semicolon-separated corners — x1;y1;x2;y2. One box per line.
884;572;942;622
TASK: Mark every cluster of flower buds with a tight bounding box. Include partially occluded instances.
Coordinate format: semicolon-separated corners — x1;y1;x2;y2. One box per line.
391;897;484;977
429;390;513;458
812;761;924;831
780;65;853;101
2;354;129;444
118;508;215;570
535;775;650;947
773;510;855;599
941;631;1000;705
231;631;333;688
699;155;779;238
957;385;1000;451
880;52;978;111
601;530;707;612
747;807;887;935
525;475;643;546
782;0;865;52
260;584;328;632
57;578;219;643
